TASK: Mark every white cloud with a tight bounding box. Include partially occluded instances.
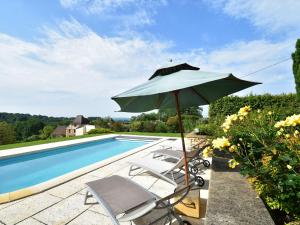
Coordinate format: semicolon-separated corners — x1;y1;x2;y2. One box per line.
0;19;173;117
206;0;300;35
59;0;166;29
0;19;296;117
194;39;295;95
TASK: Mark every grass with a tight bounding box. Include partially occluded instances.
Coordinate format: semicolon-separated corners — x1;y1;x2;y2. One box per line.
0;134;105;151
0;132;180;151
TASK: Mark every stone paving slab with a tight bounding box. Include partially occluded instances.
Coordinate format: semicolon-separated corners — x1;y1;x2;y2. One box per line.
0;199;24;211
67;210;121;225
0;192;61;225
33;193;89;225
16;218;45;225
46;174;99;199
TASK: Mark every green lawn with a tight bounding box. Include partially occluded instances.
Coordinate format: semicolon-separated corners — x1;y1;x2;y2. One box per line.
0;134;105;151
0;132;180;151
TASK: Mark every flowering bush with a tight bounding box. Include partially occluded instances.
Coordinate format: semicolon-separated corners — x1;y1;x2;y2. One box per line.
209;106;300;223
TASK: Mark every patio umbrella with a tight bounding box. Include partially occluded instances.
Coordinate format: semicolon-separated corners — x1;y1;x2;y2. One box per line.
111;63;260;184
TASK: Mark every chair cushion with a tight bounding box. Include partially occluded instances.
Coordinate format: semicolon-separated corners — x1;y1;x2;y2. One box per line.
86;175;155;216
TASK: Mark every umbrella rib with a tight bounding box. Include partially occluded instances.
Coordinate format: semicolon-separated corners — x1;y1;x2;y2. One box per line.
190;87;210;104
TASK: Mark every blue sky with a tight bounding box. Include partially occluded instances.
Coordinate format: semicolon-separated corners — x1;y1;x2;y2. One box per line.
0;0;299;117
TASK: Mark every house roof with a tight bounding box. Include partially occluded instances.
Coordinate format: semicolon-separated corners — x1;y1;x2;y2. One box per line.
72;115;89;125
52;126;67;135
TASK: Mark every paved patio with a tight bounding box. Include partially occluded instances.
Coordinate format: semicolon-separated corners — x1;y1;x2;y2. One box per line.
0;139;211;225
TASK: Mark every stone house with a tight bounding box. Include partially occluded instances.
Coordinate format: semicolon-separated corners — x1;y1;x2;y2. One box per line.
66;115;95;137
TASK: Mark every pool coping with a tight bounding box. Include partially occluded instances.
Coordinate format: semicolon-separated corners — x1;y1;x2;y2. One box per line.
0;134;169;204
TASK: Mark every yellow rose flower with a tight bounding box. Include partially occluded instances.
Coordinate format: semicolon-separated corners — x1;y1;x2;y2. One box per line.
261;155;272;166
287;165;292;170
229;145;237;152
274;121;285;128
247;177;258;184
221;114;238;132
228;159;239;168
238;106;251;117
275;114;300;128
212;137;231;149
203;146;213;158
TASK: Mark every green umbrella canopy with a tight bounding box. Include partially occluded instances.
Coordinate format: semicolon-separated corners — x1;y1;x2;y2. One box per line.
112;63;261;112
112;63;260;185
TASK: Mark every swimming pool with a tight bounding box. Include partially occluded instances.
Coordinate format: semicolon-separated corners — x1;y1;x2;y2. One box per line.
0;137;152;195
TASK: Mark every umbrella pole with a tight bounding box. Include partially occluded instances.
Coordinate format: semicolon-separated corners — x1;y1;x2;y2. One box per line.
173;91;189;185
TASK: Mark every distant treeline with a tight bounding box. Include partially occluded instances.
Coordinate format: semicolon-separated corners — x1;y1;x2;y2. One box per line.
0;113;129;145
0;107;203;145
0;112;72;125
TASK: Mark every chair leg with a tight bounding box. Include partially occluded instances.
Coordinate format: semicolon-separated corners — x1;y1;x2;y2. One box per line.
84;191;93;205
128;165;140;176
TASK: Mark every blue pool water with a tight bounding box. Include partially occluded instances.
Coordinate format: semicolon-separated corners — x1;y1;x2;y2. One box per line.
0;138;150;194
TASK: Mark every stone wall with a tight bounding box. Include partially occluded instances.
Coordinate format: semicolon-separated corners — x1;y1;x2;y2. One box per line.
205;157;275;225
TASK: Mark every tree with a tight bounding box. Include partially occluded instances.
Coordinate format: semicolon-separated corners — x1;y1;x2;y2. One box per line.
292;39;300;100
91;117;113;129
131;113;158;121
15;119;44;140
0;122;16;145
183;106;203;117
40;125;55;139
158;109;177;121
159;106;203;121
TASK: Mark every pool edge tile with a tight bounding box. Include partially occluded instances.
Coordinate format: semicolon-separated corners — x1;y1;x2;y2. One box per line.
9;188;35;202
0;193;9;204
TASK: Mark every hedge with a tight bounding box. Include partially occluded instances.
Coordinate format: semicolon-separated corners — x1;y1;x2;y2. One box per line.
209;93;300;119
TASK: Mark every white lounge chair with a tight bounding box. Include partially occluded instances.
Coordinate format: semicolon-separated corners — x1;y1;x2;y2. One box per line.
152;144;211;170
128;156;205;187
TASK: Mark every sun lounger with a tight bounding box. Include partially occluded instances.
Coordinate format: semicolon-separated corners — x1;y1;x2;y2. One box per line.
128;156;205;187
152;145;211;169
160;138;206;152
84;175;192;225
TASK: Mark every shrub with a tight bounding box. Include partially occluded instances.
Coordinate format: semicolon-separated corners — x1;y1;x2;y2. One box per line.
182;115;200;132
166;116;179;132
207;106;300;223
26;135;40;142
209;94;300;119
129;121;143;132
87;128;112;134
197;123;218;136
142;121;156;132
110;122;128;132
155;121;168;133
